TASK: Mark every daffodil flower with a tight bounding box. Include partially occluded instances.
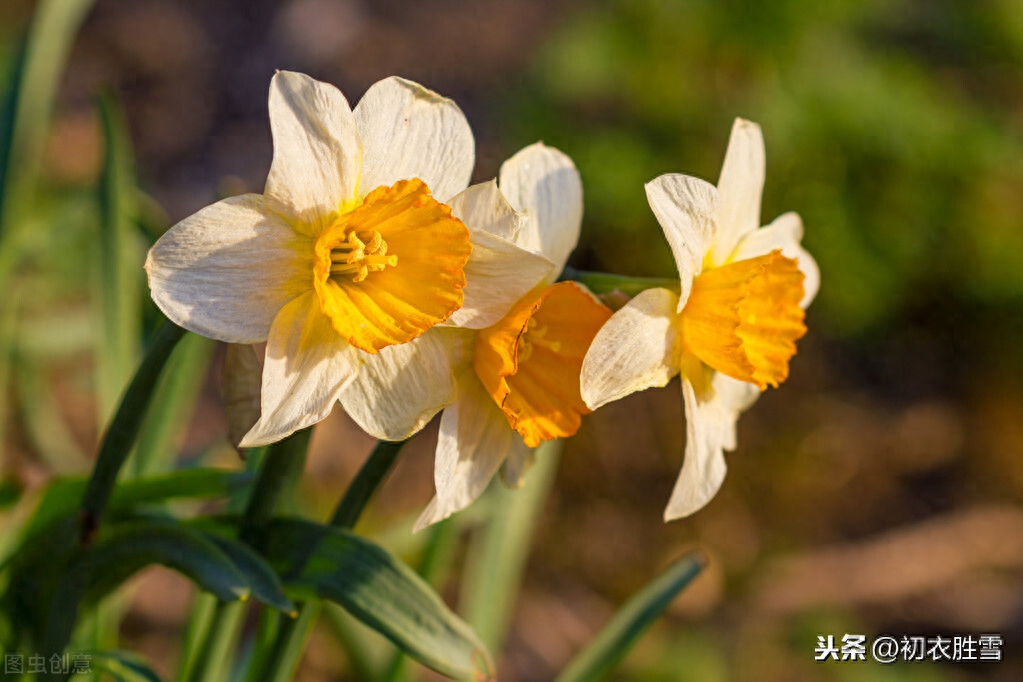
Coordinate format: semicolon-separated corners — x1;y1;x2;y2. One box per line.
580;119;820;521
146;71;553;447
413;144;612;531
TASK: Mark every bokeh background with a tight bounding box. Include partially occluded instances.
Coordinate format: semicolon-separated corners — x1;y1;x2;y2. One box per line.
3;0;1023;680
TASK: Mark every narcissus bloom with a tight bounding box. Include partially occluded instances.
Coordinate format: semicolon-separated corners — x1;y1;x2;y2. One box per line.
580;119;819;521
146;71;551;447
413;144;612;531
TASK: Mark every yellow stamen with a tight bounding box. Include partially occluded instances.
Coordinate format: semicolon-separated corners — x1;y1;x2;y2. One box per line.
312;179;472;353
680;249;806;389
328;229;398;282
474;282;612;447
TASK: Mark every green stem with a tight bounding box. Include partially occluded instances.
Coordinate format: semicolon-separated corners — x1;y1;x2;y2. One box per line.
78;320;186;544
257;439;407;682
176;593;217;682
559;266;680;298
330;440;406;529
185;433;309;682
131;333;216;477
184;600;246;682
239;430;312;547
258;604;322;682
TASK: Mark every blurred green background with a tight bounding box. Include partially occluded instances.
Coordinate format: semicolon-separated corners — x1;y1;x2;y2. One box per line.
2;0;1023;680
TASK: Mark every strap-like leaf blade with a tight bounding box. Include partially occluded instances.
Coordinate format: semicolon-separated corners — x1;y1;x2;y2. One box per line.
262;518;495;682
554;552;706;682
87;649;164;682
204;534;295;614
81;521;251;604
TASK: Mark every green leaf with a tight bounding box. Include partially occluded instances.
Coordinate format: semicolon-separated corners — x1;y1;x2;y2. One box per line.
247;605;321;682
23;478;88;539
180;600;246;682
382;518;461;682
81;520;251;604
553;552;706;682
1;516;79;645
112;469;255;510
204;535;294;614
0;477;22;509
250;438;405;682
21;469;253;544
95;90;143;424
22;520;250;660
174;593;217;682
0;0;94;239
131;333;216;476
262;518;495;682
85;649;164;682
79;320;186;540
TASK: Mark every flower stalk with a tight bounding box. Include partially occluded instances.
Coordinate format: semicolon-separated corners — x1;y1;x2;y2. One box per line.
559;266;680;298
239;429;313;547
256;438;408;682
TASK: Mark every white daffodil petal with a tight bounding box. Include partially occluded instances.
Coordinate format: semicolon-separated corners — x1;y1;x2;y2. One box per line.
338;327;470;441
145;194;311;343
413;372;515;531
354;76;473;203
241;291;358;448
264;71;362;230
711;372;761;451
500;436;535;489
446;229;555;329
733;212;819;308
498;142;582;275
446;180;554;328
712;118;765;263
664;374;740;521
446;179;520;242
644;174;718;307
580;287;682;410
446;180;556;331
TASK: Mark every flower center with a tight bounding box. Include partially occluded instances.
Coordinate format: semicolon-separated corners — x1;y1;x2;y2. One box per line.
680;249;806;390
329;229;398;283
474;282;612;448
312;179;472;354
516;318;561;364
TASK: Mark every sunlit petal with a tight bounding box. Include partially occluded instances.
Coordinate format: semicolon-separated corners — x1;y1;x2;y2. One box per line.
414;372;515;531
499;142;582;276
711;118;765;264
445;182;556;329
338;327;470;441
580;287;682;410
664;365;736;520
644;174;718;307
145;194;311;344
264;71;362;232
241;291;359;447
354;76;474;203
